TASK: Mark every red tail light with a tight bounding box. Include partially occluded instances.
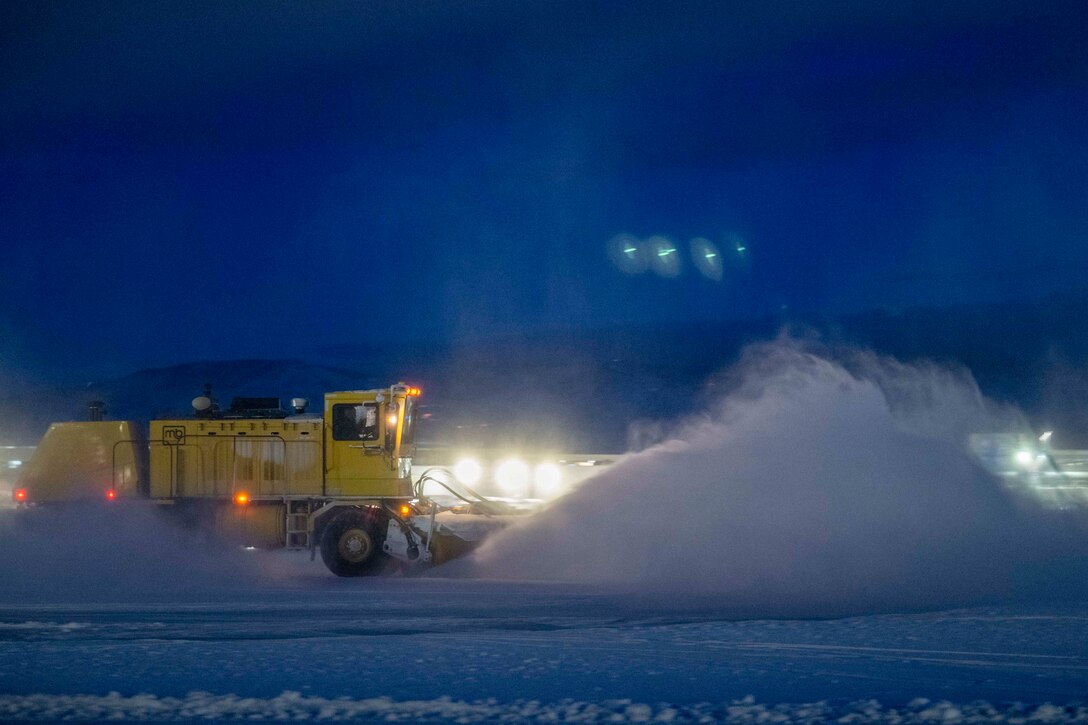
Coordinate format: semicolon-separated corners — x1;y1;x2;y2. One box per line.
13;488;27;503
106;489;117;501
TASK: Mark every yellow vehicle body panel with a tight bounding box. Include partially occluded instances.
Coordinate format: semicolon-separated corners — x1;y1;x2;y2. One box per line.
149;418;323;499
17;421;143;503
20;387;416;506
322;390;412;498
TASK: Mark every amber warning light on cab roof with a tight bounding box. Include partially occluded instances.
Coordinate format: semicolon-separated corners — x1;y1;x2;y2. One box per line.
407;386;422;396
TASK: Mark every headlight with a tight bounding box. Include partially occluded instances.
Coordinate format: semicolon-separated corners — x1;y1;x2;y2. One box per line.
533;462;563;498
495;458;530;497
453;457;482;485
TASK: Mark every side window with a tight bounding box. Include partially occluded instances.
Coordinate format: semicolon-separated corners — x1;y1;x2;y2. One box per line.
332;403;380;442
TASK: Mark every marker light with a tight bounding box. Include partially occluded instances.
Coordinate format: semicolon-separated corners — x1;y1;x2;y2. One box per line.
106;489;117;501
407;387;422;396
387;414;398;427
234;492;250;506
453;458;482;485
13;488;27;503
399;504;411;517
495;458;530;497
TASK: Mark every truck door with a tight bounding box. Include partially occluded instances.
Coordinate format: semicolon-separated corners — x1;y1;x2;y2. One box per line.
324;399;406;496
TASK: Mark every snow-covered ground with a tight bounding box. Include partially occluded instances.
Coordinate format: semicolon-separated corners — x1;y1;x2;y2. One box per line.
1;550;1088;722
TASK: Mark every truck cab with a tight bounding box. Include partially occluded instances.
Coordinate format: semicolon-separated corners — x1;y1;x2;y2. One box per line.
323;385;418;497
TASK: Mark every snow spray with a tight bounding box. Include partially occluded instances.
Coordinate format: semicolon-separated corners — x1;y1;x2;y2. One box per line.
468;340;1088;613
0;503;318;603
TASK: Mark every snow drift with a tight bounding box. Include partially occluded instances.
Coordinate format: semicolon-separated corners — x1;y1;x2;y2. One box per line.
468;340;1088;611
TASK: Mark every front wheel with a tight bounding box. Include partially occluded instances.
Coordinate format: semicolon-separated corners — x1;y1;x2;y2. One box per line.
320;509;392;577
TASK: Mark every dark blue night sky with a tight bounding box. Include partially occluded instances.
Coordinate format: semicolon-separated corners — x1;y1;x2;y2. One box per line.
2;1;1087;379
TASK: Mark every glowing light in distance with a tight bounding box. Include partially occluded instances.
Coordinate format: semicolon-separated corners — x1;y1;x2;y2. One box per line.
106;489;116;501
648;236;681;277
1014;450;1033;466
13;488;26;502
690;237;723;281
453;458;482;485
533;463;563;498
495;458;530;497
607;234;647;275
234;492;250;506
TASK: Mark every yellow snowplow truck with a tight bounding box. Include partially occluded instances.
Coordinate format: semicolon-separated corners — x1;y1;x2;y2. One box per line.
12;384;507;576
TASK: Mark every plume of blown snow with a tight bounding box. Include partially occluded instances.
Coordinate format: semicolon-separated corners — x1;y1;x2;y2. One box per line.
0;504;327;603
468;340;1088;612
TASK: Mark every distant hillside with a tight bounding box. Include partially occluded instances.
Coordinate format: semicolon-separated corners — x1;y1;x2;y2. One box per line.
4;292;1088;449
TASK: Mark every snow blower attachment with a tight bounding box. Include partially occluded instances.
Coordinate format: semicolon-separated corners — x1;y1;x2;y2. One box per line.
12;384;531;576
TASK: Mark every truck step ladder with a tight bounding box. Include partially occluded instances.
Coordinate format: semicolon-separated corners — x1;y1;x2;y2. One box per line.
285;499;313;549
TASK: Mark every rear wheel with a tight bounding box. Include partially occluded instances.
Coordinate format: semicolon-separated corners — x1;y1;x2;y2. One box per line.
320;509;392;577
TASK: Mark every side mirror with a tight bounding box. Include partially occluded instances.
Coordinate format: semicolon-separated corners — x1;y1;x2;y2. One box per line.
384;403;399;453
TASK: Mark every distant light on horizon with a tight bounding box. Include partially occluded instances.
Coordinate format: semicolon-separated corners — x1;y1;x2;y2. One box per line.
608;231;749;281
648;236;681;277
690;237;723;281
607;234;648;275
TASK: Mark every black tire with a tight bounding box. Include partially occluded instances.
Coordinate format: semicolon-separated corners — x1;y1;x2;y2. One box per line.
320;508;392;577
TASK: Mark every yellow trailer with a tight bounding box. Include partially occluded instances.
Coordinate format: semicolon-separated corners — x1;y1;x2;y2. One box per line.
12;383;503;576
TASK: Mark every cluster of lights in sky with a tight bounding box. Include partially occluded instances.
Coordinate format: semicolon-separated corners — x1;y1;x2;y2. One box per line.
606;233;749;281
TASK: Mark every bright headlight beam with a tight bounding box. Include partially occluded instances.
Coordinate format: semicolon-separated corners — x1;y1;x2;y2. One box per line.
453;457;482;485
533;462;563;498
495;458;530;497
